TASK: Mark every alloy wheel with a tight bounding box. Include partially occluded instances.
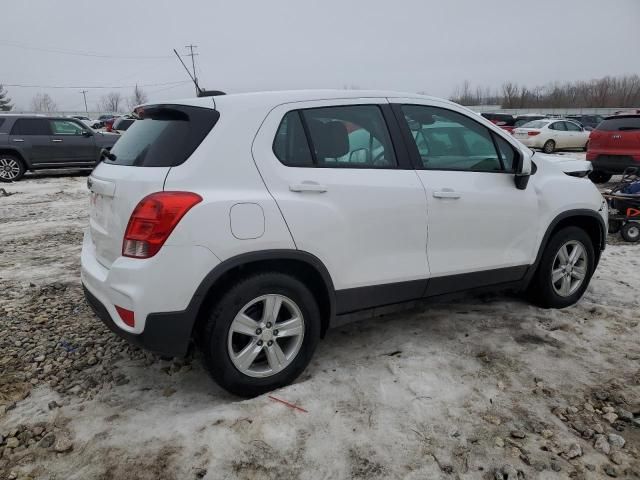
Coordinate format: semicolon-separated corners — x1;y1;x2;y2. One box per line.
551;240;588;297
0;158;21;181
227;294;305;378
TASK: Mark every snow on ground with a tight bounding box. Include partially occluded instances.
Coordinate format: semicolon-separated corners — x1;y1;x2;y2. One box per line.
1;167;640;480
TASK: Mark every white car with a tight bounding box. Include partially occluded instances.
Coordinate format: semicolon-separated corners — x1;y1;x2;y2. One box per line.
82;90;607;396
514;119;590;153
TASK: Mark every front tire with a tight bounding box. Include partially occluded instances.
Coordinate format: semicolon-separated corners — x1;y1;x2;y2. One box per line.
543;140;556;154
202;272;321;397
0;155;26;182
621;222;640;243
529;226;594;308
588;171;612;184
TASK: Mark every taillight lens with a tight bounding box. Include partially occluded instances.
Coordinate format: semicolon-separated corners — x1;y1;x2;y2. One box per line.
528;131;541;136
123;192;202;259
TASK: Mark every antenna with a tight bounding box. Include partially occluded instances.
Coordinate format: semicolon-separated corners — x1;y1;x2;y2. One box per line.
173;49;202;95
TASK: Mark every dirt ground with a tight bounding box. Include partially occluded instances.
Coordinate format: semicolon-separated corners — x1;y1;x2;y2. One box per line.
1;166;640;480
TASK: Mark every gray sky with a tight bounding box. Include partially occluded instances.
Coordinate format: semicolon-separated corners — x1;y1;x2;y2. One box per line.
3;0;639;112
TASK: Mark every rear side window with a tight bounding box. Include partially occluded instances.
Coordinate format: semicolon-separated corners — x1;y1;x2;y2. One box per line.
597;116;640;131
10;118;51;135
0;119;5;129
114;119;135;131
273;112;313;167
105;105;219;167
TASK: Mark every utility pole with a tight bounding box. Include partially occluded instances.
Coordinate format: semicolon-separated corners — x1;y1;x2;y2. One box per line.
80;90;89;115
184;44;199;96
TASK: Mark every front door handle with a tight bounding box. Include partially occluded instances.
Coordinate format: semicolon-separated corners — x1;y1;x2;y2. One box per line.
12;138;24;142
51;139;63;143
433;189;461;199
289;183;328;193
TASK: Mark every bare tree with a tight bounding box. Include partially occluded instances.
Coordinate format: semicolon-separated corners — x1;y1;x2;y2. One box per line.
127;85;148;110
99;92;123;113
31;93;58;113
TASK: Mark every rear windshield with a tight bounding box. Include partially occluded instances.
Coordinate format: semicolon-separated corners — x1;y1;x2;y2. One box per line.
105;105;219;167
596;116;640;131
521;120;549;129
114;118;135;130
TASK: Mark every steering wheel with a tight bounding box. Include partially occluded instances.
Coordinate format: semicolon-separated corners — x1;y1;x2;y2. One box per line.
373;150;388;167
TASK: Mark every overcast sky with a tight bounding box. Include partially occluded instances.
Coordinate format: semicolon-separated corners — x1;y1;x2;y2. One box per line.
2;0;639;112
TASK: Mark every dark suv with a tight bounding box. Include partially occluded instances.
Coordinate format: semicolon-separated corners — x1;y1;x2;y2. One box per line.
0;115;119;182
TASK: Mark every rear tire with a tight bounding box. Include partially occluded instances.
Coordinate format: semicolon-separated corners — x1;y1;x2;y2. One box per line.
0;155;26;182
543;140;556;154
528;226;594;309
588;171;612;184
201;272;321;397
621;222;640;243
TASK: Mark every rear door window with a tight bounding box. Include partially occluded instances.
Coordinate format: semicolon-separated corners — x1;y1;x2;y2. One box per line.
10;118;51;135
597;116;640;131
105;105;219;167
301;105;397;168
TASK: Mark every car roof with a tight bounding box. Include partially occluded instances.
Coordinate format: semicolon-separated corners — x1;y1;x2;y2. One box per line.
143;89;455;111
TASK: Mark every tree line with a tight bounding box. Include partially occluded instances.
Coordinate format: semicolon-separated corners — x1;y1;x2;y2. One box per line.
0;85;148;113
450;74;640;108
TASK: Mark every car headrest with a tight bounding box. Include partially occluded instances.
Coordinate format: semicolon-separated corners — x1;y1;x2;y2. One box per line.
308;120;349;159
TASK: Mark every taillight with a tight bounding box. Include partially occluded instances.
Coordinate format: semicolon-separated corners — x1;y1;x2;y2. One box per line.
528;131;541;136
123;192;202;259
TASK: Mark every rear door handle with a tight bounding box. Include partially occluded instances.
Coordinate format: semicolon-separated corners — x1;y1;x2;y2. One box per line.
433;189;461;199
12;138;24;142
51;139;63;143
289;183;328;193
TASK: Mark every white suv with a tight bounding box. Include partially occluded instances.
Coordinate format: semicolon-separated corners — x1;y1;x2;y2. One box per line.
82;90;607;397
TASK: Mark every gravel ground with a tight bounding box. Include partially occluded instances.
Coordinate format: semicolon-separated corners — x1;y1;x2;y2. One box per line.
1;168;640;480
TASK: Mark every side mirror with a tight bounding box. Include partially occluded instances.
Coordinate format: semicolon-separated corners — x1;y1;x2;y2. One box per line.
514;151;532;190
82;130;93;137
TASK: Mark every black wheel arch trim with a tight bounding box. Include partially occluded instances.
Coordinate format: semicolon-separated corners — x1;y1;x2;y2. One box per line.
523;208;606;287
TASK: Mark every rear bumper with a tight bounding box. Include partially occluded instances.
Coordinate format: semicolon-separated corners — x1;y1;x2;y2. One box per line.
83;285;197;357
80;229;220;357
588;154;640;173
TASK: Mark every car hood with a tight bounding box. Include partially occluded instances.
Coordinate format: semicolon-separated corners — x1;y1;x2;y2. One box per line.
534;153;592;175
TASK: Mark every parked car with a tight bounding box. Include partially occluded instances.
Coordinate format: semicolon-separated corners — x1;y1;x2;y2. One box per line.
513;119;590;153
112;116;136;134
82;91;607;397
0;115;119;182
481;112;516;133
513;114;548;128
103;116;120;132
565;114;604;131
586;114;640;183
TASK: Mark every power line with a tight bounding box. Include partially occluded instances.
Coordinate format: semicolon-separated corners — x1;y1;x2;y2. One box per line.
4;80;191;90
0;41;173;59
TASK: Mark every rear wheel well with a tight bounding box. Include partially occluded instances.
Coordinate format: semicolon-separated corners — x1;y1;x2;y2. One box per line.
192;258;333;344
0;149;25;164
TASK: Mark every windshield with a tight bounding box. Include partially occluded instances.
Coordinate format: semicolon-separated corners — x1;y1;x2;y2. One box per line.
106;105;219;167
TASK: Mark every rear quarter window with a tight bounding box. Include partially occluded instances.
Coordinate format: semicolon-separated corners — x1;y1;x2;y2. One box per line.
105;105;219;167
597;116;640;131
